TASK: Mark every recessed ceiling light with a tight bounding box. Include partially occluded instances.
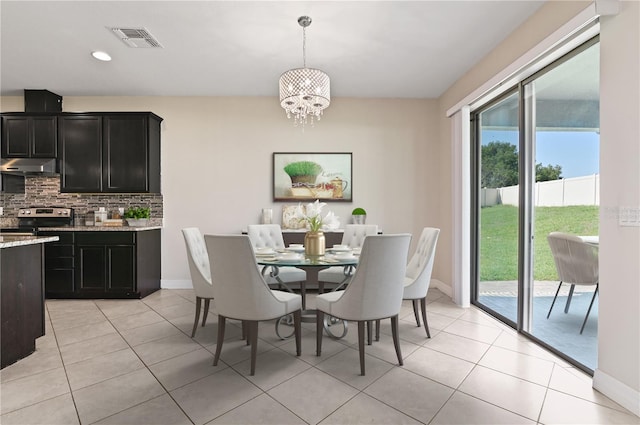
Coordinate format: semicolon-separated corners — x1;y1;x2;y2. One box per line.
91;51;112;61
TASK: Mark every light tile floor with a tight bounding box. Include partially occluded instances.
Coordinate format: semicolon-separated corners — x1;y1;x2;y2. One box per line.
1;288;638;425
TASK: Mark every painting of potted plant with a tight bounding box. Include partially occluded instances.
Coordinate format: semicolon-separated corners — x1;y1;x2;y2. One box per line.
273;152;352;202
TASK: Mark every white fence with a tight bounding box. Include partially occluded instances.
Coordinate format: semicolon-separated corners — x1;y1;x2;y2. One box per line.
481;174;600;207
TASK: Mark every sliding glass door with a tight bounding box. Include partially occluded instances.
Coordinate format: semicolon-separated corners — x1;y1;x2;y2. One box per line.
472;37;600;372
526;40;600;370
473;90;520;325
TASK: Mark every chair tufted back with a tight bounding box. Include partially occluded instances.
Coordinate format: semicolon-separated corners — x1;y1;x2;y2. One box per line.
205;234;299;320
182;227;215;298
329;234;411;321
341;224;379;248
547;232;598;286
247;224;286;249
403;228;440;300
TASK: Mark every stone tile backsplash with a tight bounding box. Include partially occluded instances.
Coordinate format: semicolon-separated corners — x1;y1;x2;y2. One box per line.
0;176;163;225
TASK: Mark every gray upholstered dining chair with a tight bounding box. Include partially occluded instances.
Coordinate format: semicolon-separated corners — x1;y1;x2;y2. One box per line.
546;232;599;334
246;224;306;290
205;234;302;375
318;224;379;289
182;227;215;338
315;234;411;375
400;227;440;338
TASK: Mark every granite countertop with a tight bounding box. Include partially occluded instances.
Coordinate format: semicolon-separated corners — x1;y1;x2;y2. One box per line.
38;226;162;232
0;235;59;249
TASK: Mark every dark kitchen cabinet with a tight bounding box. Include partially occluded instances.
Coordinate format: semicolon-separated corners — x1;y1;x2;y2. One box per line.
40;231;75;298
59;112;161;193
1;114;57;158
58;114;102;192
102;114;161;193
1;174;25;193
76;232;136;295
42;230;160;299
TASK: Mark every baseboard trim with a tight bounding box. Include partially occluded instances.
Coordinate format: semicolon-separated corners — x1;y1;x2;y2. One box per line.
593;368;640;417
161;279;193;289
431;279;454;299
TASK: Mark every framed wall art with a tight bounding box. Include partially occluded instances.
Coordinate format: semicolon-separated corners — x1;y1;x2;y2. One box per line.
273;152;352;202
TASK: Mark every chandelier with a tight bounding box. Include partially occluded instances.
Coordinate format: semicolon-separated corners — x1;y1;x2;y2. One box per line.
279;16;330;126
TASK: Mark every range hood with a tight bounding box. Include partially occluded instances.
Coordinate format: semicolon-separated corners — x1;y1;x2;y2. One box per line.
0;158;58;175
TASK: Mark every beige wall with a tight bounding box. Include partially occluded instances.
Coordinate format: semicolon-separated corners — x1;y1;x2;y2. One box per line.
1;96;441;285
597;0;640;405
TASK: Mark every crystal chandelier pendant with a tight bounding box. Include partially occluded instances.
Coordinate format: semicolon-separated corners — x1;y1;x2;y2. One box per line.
279;16;330;127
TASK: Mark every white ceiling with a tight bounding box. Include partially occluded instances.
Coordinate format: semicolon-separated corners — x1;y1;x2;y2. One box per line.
0;1;546;99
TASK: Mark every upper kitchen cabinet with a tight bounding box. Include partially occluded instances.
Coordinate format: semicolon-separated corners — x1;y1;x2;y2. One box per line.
102;113;161;193
59;114;103;192
1;114;57;158
59;112;162;193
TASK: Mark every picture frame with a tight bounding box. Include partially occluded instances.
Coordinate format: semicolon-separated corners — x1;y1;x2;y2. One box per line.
273;152;352;202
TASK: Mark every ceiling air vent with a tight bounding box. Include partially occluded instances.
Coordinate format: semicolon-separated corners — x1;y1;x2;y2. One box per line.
110;27;163;48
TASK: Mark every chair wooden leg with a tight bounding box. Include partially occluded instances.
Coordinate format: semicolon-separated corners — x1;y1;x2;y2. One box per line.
367;321;372;345
375;319;380;341
191;296;202;337
547;281;563;319
580;284;599;334
412;299;421;326
249;321;259;375
358;321;366;376
294;310;302;356
564;284;576;313
202;298;210;327
213;315;226;366
241;320;249;345
420;297;430;338
391;315;403;366
316;310;324;356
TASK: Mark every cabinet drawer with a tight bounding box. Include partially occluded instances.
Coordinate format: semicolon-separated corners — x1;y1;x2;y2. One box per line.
76;232;134;245
46;257;74;269
45;244;73;257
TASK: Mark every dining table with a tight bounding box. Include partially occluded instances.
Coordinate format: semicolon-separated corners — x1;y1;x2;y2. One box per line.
256;248;359;339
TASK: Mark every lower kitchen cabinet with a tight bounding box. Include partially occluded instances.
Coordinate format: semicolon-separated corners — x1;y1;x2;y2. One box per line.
41;231;75;297
41;230;160;299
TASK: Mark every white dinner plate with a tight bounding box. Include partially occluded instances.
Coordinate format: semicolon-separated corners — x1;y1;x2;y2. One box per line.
255;247;276;255
328;247;352;253
285;246;305;253
332;253;356;260
276;255;304;263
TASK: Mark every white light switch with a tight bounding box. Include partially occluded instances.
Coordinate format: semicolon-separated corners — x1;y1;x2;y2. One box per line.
619;206;640;227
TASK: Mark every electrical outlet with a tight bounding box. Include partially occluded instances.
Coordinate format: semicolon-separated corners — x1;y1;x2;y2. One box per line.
619;206;640;227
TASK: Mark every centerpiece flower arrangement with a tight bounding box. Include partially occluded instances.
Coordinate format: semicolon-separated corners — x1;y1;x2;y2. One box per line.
295;200;340;255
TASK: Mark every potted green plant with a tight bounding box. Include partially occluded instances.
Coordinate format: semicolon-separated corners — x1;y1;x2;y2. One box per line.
124;207;151;227
284;161;323;185
352;207;367;224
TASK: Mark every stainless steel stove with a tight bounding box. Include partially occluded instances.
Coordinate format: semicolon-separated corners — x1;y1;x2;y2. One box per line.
1;207;75;235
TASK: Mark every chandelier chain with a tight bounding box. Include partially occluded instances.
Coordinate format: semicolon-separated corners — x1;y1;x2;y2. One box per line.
302;26;307;68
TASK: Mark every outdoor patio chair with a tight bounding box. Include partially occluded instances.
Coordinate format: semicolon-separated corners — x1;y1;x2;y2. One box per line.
546;232;599;334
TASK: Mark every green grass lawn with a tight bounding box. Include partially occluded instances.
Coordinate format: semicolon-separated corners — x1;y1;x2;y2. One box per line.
480;204;599;281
